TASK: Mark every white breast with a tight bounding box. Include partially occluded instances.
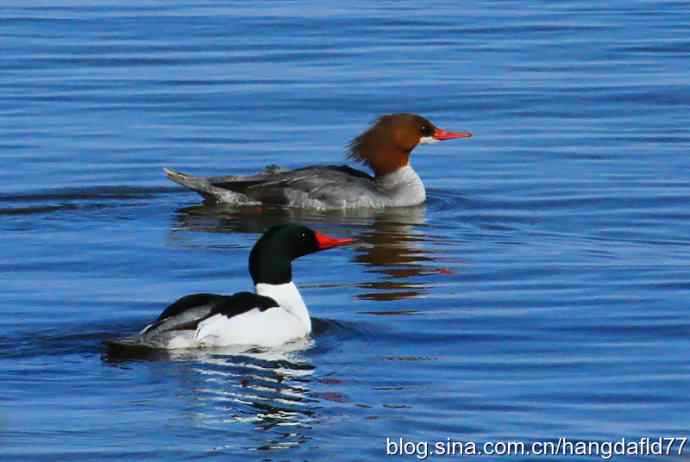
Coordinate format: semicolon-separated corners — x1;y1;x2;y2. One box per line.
376;165;426;207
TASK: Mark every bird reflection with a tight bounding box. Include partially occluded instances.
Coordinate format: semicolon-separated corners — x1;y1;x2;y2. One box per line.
104;339;320;451
184;343;316;431
102;314;366;454
171;203;455;301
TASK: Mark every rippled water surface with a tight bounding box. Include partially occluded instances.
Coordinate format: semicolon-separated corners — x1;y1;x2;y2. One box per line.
2;1;690;460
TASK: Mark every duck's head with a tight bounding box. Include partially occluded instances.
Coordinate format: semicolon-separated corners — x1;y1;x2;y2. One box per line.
347;113;472;177
249;224;353;285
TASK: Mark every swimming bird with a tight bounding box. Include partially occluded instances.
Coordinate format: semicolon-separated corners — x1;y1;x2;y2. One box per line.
138;224;353;349
164;113;471;210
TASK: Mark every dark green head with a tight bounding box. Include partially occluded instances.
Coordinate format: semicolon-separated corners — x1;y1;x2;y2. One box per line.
249;224;353;285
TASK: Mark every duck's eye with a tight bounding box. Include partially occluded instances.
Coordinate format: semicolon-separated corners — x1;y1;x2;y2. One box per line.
300;232;307;239
419;124;433;136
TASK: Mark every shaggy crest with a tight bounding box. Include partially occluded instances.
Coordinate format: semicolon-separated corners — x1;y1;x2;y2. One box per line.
346;115;386;168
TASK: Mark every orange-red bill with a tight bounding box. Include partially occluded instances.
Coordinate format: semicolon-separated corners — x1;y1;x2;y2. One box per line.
433;128;472;141
315;231;354;250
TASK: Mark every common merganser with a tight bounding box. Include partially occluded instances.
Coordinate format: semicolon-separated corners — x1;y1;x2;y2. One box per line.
138;224;353;349
164;113;471;210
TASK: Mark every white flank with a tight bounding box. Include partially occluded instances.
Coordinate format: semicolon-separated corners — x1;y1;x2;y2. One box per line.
190;282;311;348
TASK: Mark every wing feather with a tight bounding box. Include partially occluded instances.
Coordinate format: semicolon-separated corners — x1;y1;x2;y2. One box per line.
211;166;378;205
141;292;278;339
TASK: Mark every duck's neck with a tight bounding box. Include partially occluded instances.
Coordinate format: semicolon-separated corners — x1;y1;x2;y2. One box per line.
375;165;426;206
255;281;311;333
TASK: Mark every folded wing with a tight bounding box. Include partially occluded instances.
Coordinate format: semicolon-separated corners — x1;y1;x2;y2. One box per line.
140;292;278;342
166;166;382;208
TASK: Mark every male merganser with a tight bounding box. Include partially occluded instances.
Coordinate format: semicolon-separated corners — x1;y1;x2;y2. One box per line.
164;113;471;210
138;224;353;349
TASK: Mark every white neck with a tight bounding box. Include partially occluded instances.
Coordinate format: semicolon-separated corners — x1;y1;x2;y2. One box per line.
255;281;311;333
375;165;426;206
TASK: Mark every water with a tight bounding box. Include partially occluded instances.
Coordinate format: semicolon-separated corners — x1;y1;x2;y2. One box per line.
2;0;690;460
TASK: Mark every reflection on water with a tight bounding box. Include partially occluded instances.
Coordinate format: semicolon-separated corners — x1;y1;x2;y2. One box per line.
105;339;319;452
351;206;455;302
99;317;364;455
172;203;456;301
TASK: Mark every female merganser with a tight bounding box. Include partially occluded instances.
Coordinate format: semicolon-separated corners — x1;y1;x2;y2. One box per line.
164;113;471;210
138;224;353;349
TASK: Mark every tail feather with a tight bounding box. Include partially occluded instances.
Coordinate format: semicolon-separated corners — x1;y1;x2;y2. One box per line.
163;167;255;204
164;168;217;195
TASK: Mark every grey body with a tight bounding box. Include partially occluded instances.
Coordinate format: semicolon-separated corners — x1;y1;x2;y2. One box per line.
164;164;426;210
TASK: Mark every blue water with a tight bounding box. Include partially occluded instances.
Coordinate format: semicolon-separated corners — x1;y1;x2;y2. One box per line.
2;1;690;460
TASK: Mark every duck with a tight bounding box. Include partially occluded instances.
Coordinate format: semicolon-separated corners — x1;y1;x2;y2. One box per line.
164;113;471;210
137;224;353;349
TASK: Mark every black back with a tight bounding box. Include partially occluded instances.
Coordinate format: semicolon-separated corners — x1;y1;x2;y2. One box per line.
144;291;279;335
